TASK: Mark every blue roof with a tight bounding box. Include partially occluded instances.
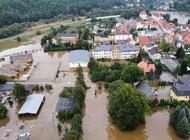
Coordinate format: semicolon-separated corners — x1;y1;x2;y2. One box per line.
18;94;45;115
69;50;90;63
95;43;139;52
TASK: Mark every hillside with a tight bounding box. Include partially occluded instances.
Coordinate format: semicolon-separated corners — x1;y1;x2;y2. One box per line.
0;0;126;28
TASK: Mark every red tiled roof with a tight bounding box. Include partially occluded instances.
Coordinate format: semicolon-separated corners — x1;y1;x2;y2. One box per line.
138;36;155;46
137;60;156;73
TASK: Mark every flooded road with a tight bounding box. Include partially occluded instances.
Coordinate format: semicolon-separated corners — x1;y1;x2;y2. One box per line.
83;73;181;140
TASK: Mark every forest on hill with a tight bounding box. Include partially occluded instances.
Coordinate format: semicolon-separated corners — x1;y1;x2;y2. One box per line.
0;0;126;28
174;0;190;13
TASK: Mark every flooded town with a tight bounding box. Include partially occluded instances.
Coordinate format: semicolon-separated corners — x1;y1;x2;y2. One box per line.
0;1;190;139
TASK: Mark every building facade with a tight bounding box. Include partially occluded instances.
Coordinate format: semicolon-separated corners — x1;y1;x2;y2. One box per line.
92;43;140;60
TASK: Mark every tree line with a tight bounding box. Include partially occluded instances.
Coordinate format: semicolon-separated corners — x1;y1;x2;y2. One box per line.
58;67;87;140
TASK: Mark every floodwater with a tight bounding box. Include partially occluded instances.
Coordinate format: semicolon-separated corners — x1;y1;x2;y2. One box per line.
83;73;181;140
0;44;76;140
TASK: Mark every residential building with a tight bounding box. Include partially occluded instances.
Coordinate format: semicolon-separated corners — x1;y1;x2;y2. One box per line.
170;75;190;101
143;44;161;61
56;32;78;44
92;43;140;60
139;11;148;20
69;50;90;68
138;36;155;47
137;60;156;74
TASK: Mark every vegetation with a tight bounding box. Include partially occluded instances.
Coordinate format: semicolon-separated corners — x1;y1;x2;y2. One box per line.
13;84;27;104
0;103;8;119
159;41;172;52
88;59;143;84
0;76;7;84
170;104;190;139
174;0;190;13
108;83;149;131
63;114;83;140
58;67;86;122
45;84;53;91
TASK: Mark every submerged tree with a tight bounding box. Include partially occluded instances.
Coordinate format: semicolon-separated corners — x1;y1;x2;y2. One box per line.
108;84;149;131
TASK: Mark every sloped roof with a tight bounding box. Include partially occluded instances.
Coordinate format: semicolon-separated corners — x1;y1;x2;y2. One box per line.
69;50;90;63
18;94;45;115
56;97;74;112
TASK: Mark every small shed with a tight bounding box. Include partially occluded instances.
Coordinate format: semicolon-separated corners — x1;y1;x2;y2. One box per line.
18;94;45;115
56;97;74;113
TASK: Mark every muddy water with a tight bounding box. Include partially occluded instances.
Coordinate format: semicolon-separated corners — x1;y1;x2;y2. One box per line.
83;73;182;140
0;44;76;140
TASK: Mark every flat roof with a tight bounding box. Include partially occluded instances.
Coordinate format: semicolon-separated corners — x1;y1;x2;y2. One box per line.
18;94;45;115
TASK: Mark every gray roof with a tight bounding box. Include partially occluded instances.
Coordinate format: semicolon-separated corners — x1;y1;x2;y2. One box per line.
136;81;154;97
147;47;158;55
56;97;74;112
57;32;78;38
18;94;45;115
94;43;140;52
160;72;177;83
172;75;190;96
69;50;90;63
0;84;14;91
161;58;179;72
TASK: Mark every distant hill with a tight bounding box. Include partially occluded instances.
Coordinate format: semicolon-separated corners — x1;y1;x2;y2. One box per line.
0;0;126;27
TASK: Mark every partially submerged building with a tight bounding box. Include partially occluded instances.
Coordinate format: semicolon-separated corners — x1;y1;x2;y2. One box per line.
18;94;45;115
69;50;90;68
170;75;190;101
56;97;74;113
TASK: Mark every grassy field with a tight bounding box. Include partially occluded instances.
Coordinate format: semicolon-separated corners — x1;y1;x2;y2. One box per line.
0;19;87;51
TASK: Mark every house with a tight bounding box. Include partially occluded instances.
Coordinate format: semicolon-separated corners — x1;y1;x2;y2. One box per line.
160;72;177;83
56;32;78;44
182;31;190;45
139;11;148;20
160;57;179;72
136;80;158;99
137;60;156;74
92;43;140;60
69;50;90;68
56;97;74;113
143;45;161;61
170;75;190;101
138;36;155;47
181;24;190;32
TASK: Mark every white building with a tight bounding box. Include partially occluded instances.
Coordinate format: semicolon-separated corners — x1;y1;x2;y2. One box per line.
92;43;140;60
69;50;90;68
139;11;148;20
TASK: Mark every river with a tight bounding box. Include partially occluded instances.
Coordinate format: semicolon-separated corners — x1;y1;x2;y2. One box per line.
83;73;182;140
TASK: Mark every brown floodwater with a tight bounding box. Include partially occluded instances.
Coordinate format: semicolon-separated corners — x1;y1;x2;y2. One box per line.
83;73;182;140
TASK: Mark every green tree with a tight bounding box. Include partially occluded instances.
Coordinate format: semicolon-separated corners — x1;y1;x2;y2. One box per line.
159;41;171;52
0;76;7;84
0;103;8;119
16;36;21;42
82;28;90;40
13;84;27;104
108;84;149;131
121;63;144;84
175;47;185;59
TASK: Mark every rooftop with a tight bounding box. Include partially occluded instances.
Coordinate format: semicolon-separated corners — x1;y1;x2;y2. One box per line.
94;43;140;52
172;75;190;96
56;97;74;112
18;94;45;115
57;32;78;38
69;50;90;63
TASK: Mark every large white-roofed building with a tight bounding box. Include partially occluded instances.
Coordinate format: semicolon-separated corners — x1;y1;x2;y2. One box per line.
69;50;90;68
18;94;45;115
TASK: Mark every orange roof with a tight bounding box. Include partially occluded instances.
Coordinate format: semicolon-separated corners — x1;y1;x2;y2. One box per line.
182;31;190;45
138;36;155;46
137;60;156;73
